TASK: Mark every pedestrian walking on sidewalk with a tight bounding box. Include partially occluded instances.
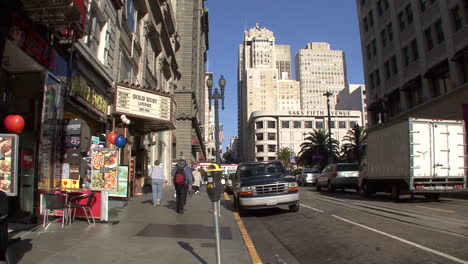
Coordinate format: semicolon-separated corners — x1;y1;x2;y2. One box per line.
191;167;202;194
149;160;166;206
171;157;193;214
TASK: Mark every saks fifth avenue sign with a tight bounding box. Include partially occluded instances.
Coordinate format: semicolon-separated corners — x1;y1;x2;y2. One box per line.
115;85;171;121
288;110;353;116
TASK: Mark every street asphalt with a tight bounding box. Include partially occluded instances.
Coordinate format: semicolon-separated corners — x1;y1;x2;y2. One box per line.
5;186;252;264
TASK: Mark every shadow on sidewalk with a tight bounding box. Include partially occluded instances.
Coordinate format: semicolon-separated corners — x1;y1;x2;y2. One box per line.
163;200;178;213
140;199;153;205
177;241;208;264
6;238;32;264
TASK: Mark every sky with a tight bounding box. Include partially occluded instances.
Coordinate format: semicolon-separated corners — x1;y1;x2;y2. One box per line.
204;0;365;151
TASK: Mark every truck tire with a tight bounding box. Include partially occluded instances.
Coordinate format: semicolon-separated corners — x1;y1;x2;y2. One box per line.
235;197;245;216
391;184;400;202
289;201;300;212
424;194;440;201
359;181;371;197
328;181;335;193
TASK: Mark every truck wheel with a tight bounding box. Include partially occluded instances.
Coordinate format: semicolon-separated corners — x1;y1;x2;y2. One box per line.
235;197;245;216
359;182;370;197
424;194;440;201
289;201;300;212
391;184;400;202
328;181;335;193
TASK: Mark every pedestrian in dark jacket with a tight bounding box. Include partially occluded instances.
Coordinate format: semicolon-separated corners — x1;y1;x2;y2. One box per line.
171;157;193;214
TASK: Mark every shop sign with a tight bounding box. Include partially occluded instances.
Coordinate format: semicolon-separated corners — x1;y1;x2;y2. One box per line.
8;12;57;71
70;77;109;118
115;85;172;121
287;110;357;117
20;150;34;168
109;166;129;198
90;148;118;191
0;134;19;196
129;157;135;180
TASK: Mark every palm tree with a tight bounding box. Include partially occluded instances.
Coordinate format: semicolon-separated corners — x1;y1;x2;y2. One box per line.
298;129;339;167
341;125;367;166
277;147;294;170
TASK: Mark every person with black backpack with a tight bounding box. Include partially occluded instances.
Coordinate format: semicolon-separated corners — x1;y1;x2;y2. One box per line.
170;156;193;214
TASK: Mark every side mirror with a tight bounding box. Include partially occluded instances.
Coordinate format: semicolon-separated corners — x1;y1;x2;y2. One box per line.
229;173;235;180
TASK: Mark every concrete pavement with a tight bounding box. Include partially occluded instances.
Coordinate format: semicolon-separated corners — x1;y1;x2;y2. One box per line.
6;186;252;264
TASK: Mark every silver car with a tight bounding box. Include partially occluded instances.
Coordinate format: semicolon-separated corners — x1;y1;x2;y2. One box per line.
298;167;321;186
316;163;359;192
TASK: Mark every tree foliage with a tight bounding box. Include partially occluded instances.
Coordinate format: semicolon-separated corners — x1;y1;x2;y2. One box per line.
340;125;367;166
297;129;339;168
277;147;294;169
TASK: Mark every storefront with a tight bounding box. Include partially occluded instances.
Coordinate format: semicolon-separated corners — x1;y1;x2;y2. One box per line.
0;10;70;222
114;83;176;190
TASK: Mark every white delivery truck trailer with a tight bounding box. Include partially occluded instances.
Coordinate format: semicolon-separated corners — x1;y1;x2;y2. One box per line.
359;117;467;201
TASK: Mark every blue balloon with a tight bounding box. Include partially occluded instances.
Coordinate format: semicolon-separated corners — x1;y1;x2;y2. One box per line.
114;136;126;148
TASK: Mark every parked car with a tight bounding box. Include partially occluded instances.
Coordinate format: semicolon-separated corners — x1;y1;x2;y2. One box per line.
298;167;321;186
316;163;359;192
230;160;300;213
225;173;235;194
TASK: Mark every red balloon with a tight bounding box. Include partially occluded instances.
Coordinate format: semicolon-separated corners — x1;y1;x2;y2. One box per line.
107;132;118;144
7;115;25;133
3;115;14;131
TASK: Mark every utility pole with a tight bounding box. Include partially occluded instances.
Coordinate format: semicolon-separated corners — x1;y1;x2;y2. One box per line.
323;92;333;164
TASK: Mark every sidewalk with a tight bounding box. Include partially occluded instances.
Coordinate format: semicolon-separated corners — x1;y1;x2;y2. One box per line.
5;186;252;264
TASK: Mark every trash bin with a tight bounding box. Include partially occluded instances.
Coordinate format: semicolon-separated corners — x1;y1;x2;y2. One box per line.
0;191;8;262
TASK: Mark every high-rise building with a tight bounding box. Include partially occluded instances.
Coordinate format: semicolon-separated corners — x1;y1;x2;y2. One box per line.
295;42;347;110
356;0;468;127
238;24;278;160
173;0;209;164
276;45;292;80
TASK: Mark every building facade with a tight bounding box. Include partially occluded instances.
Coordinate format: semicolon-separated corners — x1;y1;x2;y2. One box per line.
173;0;209;164
356;0;468;128
247;110;362;162
336;84;368;126
0;0;181;222
295;42;347;110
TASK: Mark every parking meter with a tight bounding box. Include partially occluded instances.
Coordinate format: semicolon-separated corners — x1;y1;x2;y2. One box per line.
205;163;223;202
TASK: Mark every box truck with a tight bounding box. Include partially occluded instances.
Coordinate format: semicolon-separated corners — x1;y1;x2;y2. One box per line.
359;118;467;201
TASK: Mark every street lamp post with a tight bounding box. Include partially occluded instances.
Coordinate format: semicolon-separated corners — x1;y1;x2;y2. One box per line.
206;75;226;165
323;92;333;164
206;74;226;264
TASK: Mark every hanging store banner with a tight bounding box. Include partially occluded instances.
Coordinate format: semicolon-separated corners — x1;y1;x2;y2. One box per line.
0;134;19;196
90;148;118;191
109;166;129;198
114;85;172;121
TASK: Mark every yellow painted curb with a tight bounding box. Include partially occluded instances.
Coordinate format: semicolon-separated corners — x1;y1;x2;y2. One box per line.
224;192;263;264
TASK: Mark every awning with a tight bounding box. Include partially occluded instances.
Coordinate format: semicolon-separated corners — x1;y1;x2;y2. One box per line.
114;83;176;134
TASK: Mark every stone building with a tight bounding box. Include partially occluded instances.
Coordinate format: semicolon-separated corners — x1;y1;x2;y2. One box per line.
356;0;468;127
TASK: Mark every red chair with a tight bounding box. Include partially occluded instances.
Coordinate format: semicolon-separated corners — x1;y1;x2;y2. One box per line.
42;193;69;228
68;192;96;225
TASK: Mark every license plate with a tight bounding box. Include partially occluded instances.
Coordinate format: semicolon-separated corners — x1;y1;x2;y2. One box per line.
266;200;277;206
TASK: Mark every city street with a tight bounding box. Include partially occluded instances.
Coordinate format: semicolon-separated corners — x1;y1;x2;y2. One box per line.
233;187;468;264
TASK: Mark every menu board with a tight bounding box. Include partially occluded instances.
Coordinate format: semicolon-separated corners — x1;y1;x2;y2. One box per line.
90;148;118;191
0;134;18;196
109;166;129;198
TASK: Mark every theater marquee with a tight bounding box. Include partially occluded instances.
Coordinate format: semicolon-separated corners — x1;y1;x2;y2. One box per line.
114;84;176;132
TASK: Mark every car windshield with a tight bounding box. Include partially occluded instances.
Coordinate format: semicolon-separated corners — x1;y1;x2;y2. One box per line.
304;168;320;173
336;164;358;171
239;163;286;178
